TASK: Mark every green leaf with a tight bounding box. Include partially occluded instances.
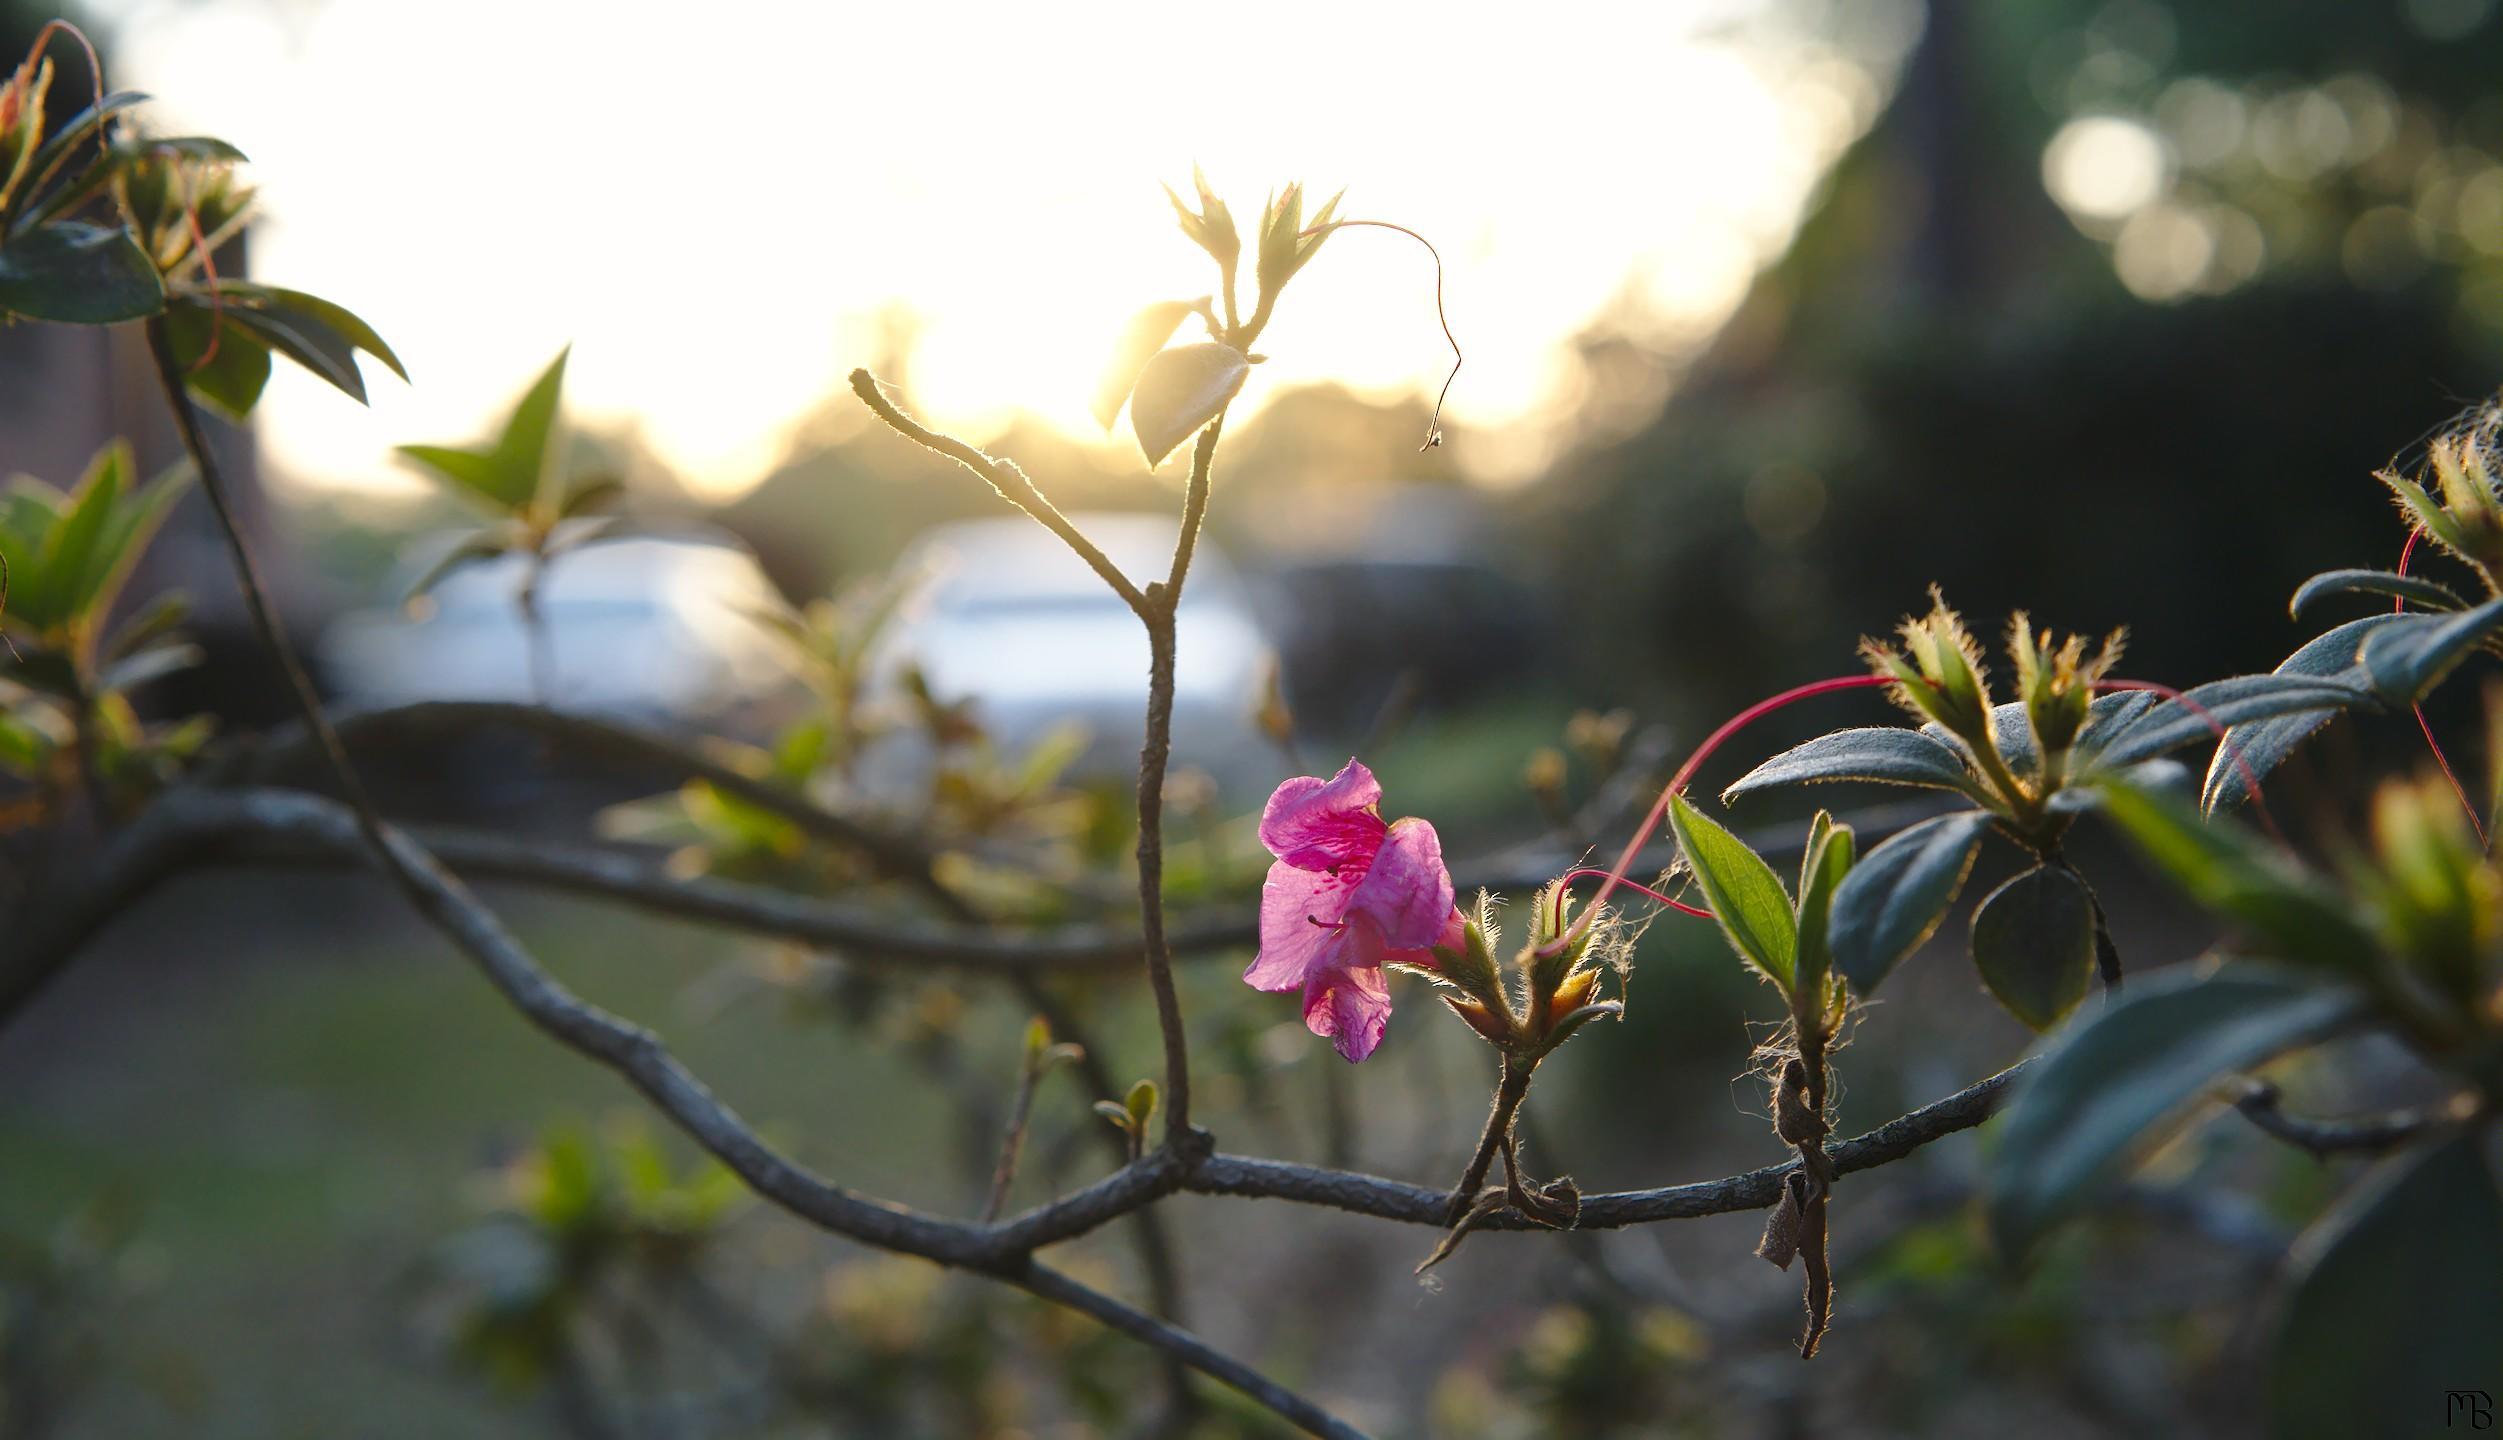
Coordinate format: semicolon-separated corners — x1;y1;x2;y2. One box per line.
25;440;124;630
1128;342;1247;467
220;301;371;403
2269;1133;2503;1439
1124;1078;1159;1131
2100;781;2380;973
1986;963;2362;1258
1721;727;1979;804
495;346;570;512
2202;614;2413;812
2087;673;2373;770
1970;866;2099;1031
394;444;516;514
1792;816;1855;1015
1092;299;1198;429
395;347;569;513
78;462;187;620
1827;810;1994;995
241;285;406;380
162;298;272;421
0;220;164;324
2289;567;2467;618
2359;596;2503;703
1667;793;1797;991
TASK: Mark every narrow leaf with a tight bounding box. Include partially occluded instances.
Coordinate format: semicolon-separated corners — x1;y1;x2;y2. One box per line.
2100;782;2380;973
2360;596;2503;703
1986;963;2362;1258
1721;727;1979;804
2088;673;2373;770
2289;567;2467;618
1828;810;1994;995
2203;614;2414;812
1667;793;1797;991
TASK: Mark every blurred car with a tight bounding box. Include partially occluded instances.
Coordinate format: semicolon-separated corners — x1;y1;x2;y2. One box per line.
319;531;792;727
865;513;1273;793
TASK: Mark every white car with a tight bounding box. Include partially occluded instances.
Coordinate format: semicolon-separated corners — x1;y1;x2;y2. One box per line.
868;513;1273;790
320;532;792;725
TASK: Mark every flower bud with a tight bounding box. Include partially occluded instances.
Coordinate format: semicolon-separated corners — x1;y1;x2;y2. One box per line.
1440;993;1513;1046
1861;588;1994;745
2008;613;2124;763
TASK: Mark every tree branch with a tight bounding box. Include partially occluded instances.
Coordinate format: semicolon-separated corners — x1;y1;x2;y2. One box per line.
228;699;964;914
2230;1079;2463;1159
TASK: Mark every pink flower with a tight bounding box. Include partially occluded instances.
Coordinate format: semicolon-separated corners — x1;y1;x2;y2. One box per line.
1245;759;1461;1062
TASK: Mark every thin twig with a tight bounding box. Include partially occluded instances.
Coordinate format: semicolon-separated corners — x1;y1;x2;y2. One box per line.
232;699;963;912
1127;421;1223;1143
2230;1079;2462;1159
1014;1263;1367;1440
847;370;1148;616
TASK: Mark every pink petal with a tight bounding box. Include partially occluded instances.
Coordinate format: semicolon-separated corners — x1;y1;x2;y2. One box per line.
1344;817;1456;950
1259;759;1385;870
1383;907;1468;971
1301;960;1392;1063
1245;860;1358;992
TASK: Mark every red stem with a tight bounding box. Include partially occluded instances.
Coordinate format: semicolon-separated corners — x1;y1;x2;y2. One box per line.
1549;867;1714;926
2391;525;2486;845
1540;673;1892;956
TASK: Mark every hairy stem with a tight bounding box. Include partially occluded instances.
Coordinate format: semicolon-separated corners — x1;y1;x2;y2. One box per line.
1447;1058;1533;1225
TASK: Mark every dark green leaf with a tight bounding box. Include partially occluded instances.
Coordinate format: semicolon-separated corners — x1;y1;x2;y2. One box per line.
245;285;406;380
221;301;370;403
0;220;164;324
2289;567;2468;618
2088;673;2373;770
2099;782;2379;973
2360;596;2503;703
2069;689;2163;766
1667;793;1797;991
1970;865;2098;1031
1720;727;1979;804
2269;1133;2503;1439
1986;963;2362;1258
163;299;272;421
557;475;624;519
2202;614;2414;812
1925;701;2038;781
1827;810;1993;995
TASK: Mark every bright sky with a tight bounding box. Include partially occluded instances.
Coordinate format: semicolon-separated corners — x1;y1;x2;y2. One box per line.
95;0;1917;498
